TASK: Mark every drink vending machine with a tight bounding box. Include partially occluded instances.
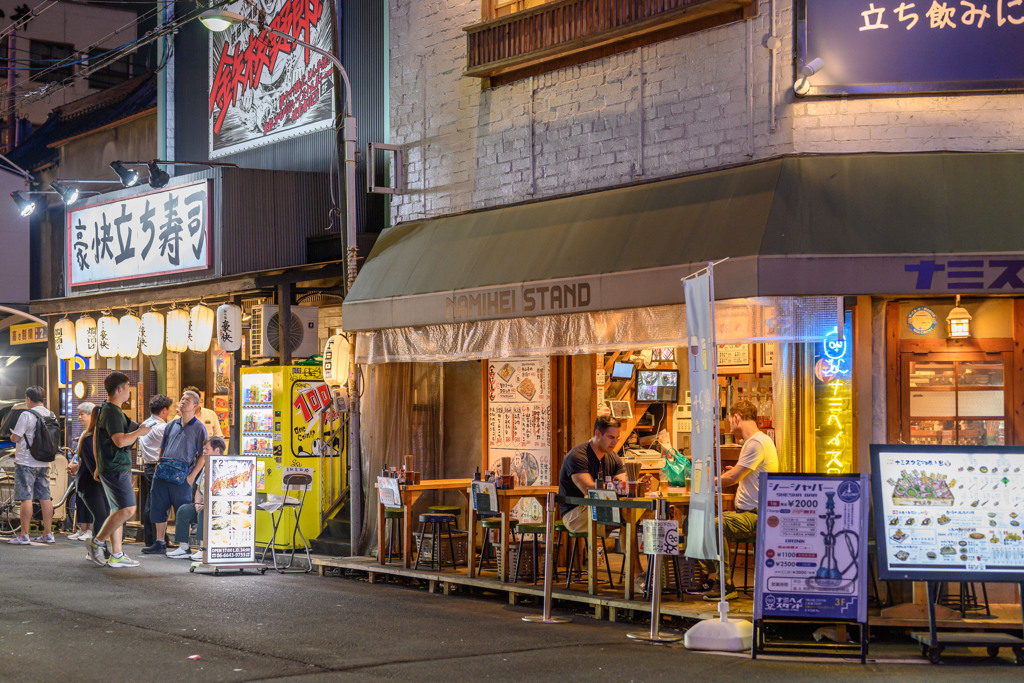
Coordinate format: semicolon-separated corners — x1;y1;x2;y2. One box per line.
239;365;345;549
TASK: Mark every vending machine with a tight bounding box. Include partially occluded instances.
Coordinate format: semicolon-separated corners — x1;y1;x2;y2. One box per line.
239;365;345;550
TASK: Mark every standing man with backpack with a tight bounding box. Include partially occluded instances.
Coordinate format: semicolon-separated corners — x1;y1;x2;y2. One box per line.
7;386;60;545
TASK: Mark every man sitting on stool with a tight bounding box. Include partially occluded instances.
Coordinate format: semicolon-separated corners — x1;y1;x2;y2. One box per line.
693;399;778;601
557;415;626;533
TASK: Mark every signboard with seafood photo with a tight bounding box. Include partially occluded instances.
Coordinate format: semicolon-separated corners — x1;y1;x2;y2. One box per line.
871;445;1024;581
204;455;258;564
486;358;552;521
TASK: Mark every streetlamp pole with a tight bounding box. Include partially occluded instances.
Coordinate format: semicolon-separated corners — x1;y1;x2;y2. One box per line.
201;7;364;553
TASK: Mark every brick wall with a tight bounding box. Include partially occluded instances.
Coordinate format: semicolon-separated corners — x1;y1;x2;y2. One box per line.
389;0;1024;225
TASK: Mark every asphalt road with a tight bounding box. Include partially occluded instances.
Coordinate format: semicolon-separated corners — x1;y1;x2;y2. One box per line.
1;537;1022;681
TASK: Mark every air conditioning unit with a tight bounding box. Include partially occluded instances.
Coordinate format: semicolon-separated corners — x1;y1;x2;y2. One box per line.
250;305;319;359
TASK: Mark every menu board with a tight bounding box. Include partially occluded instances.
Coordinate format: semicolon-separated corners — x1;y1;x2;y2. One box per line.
754;473;869;622
872;445;1024;581
205;455;257;564
487;358;552;522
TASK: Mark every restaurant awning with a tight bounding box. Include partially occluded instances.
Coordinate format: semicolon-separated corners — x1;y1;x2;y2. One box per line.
344;152;1024;334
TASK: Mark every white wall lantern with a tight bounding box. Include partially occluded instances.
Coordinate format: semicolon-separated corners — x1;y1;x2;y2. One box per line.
98;313;119;358
54;318;77;360
166;306;190;353
140;310;165;356
216;303;242;352
76;315;97;357
189;303;214;353
118;312;141;359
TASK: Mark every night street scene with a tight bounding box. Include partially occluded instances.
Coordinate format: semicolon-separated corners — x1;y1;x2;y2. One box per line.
2;0;1024;680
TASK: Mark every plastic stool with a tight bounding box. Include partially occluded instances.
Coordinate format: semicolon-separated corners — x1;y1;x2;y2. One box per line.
513;523;546;584
414;513;459;571
477;518;518;575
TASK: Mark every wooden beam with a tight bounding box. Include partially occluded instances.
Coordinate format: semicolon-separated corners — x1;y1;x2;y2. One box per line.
30;275;262;316
885;302;901;444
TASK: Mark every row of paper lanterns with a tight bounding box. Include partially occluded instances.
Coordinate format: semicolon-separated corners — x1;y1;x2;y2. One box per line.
53;303;243;360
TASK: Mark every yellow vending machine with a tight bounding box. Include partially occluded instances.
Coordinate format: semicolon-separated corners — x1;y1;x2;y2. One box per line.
239;364;345;551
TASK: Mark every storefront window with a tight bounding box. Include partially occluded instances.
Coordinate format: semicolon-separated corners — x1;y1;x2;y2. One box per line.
488;0;558;18
908;360;1005;447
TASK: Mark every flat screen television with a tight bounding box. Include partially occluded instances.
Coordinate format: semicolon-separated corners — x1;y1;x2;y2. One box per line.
636;370;678;403
611;361;635;379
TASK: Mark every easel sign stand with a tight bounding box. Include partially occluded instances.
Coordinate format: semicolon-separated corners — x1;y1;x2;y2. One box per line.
682;260;754;653
872;444;1024;665
751;473;870;663
191;454;266;575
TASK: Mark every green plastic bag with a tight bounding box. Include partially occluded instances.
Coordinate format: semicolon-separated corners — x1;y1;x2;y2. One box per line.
661;448;691;486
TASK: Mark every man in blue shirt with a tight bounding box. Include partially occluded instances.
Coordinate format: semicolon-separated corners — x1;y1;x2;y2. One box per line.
142;390;208;555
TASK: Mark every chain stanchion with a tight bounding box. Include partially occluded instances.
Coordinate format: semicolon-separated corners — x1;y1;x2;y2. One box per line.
523;492;571;624
628;499;683;643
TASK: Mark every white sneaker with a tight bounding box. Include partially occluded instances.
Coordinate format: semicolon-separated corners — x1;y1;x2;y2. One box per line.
7;535;30;545
107;553;141;568
86;537;107;566
81;531;93;543
190;549;204;562
68;530;84;540
167;545;192;559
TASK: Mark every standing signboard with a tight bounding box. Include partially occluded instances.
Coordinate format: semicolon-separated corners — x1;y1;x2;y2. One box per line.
486;357;552;522
195;454;264;574
753;472;870;662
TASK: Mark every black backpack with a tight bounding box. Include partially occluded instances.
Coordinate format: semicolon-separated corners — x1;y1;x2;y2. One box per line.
29;409;61;463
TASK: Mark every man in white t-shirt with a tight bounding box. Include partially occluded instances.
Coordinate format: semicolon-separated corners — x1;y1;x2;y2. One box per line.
7;386;57;545
694;399;778;601
137;395;174;547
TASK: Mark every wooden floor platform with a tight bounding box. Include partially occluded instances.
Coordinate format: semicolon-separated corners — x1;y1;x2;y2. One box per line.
312;554;1023;630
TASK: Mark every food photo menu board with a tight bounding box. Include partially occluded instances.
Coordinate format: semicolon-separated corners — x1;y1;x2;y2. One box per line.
204;455;258;564
871;445;1024;581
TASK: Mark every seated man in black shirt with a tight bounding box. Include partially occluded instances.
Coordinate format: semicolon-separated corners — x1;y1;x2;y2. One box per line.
558;415;627;533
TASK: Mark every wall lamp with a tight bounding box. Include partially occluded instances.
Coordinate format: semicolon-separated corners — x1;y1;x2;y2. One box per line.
794;57;824;96
111;159;240;189
946;295;972;339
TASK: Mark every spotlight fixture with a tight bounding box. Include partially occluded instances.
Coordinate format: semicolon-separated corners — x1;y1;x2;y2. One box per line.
10;191;36;217
794;57;825;96
110;160;139;187
147;161;170;189
49;181;80;205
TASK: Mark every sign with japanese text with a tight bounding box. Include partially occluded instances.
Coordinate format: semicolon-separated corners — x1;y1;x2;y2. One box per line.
871;444;1024;581
10;322;46;345
642;519;681;556
814;311;854;474
800;0;1024;94
755;473;870;622
67;181;211;288
205;455;257;563
289;365;341;458
486;357;552;522
208;0;336;158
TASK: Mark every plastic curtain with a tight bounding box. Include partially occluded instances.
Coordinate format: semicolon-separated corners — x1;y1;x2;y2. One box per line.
357;362;442;556
356;298;841;364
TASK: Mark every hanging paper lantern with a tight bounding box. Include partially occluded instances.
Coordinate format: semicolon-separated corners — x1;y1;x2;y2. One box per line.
54;318;77;360
166;307;189;353
322;334;350;386
97;314;119;358
188;303;214;353
76;315;97;357
140;310;165;356
215;303;242;352
118;312;141;359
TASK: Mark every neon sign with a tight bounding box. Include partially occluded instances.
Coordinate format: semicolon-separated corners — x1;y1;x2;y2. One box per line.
815;312;854;474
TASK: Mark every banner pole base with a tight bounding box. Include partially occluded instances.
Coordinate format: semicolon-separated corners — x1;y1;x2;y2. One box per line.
523;615;572;624
627;631;683;643
683;616;753;652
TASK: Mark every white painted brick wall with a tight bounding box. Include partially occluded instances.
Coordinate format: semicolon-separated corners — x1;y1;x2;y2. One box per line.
389;0;1024;225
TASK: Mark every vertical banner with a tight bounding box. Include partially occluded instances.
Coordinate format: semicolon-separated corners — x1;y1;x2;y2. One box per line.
683;271;718;561
486;358;552;522
208;0;337;158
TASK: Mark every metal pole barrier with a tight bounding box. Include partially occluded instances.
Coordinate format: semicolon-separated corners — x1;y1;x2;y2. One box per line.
523;492;571;624
628;500;683;643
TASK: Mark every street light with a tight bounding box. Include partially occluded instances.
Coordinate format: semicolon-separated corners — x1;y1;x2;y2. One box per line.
200;4;365;557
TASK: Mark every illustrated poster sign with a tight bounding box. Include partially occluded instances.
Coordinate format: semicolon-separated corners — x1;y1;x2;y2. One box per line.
755;473;869;622
487;358;551;521
205;455;257;563
67;181;210;288
872;445;1024;580
208;0;337;158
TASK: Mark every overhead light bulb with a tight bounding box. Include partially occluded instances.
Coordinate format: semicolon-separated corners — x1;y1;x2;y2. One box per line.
11;191;36;217
199;8;246;32
147;161;170;189
109;161;139;188
50;181;80;205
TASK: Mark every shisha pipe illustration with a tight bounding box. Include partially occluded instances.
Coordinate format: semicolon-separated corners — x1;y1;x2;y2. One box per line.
815;492;860;585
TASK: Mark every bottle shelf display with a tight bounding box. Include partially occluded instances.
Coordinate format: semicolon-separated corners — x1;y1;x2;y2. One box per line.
240;372;274;456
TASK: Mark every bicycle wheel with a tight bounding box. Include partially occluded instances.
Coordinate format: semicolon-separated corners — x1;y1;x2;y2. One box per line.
0;454;19;536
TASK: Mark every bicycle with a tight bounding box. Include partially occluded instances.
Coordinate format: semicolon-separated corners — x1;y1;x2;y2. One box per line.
0;447;75;537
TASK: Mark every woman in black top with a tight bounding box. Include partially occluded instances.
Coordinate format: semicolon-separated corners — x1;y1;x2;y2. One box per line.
68;404;109;541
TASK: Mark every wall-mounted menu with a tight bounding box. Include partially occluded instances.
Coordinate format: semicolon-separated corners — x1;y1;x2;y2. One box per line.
487;358;552;521
872;445;1024;581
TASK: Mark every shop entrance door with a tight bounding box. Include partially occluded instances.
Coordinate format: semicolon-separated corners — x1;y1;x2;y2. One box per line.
900;353;1012;447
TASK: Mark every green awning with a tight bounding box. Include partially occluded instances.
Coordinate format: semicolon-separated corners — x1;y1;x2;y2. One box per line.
344;152;1024;331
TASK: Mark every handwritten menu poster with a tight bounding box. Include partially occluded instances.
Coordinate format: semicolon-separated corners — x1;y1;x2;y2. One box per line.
487;358;552;522
873;446;1024;579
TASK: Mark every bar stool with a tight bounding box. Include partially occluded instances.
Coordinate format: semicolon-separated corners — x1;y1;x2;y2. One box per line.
476;518;518;575
384;508;404;564
729;535;756;594
513;523;547;584
258;472;313;573
937;582;992;618
414;513;459;571
428;505;463;529
563;528;616;589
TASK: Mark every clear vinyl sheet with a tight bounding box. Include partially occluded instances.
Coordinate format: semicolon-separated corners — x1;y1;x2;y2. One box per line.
356;297;841;364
